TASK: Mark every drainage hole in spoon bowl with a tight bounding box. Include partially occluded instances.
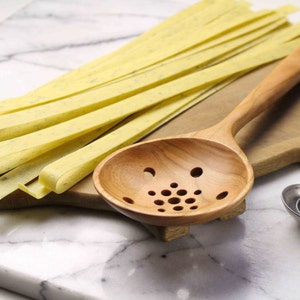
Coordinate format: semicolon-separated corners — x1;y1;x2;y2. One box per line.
177;189;187;196
190;167;203;177
185;198;196;204
173;206;184;211
154;199;164;206
168;197;181;204
143;167;156;178
216;191;228;200
161;189;172;196
123;197;135;204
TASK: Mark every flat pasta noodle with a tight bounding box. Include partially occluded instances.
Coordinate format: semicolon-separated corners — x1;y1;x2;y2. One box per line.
18;80;236;198
32;81;233;195
18;180;51;199
1;33;300;176
0;123;119;199
36;37;300;194
1;0;300;200
0;0;235;113
0;2;275;114
0;16;287;140
2;38;299;175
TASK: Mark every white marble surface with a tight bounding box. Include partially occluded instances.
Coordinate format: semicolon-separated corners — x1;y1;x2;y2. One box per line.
0;0;300;299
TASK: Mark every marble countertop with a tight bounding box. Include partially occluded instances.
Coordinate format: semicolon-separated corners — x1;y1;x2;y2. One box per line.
0;1;300;299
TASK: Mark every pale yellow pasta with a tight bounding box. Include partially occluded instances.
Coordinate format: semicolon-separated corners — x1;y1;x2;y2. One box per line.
0;2;276;114
1;0;300;200
0;123;118;199
0;16;287;140
27;38;300;195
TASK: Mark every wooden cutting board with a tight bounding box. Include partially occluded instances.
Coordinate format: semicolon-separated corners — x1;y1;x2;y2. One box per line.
2;61;300;240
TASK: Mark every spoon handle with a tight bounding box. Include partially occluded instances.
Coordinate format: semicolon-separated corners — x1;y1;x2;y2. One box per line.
220;46;300;136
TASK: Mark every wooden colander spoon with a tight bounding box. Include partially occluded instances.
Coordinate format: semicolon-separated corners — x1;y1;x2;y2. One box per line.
93;46;300;227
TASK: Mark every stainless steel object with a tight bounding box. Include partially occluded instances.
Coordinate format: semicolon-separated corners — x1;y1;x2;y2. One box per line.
282;184;300;222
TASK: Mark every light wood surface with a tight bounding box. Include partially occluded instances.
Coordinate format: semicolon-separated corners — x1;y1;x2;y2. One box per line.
2;58;300;240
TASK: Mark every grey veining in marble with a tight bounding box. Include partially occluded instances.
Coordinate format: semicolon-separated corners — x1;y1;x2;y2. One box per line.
0;1;300;299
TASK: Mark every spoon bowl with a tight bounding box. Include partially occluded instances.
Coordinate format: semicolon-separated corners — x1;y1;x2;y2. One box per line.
96;136;252;225
94;46;300;226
